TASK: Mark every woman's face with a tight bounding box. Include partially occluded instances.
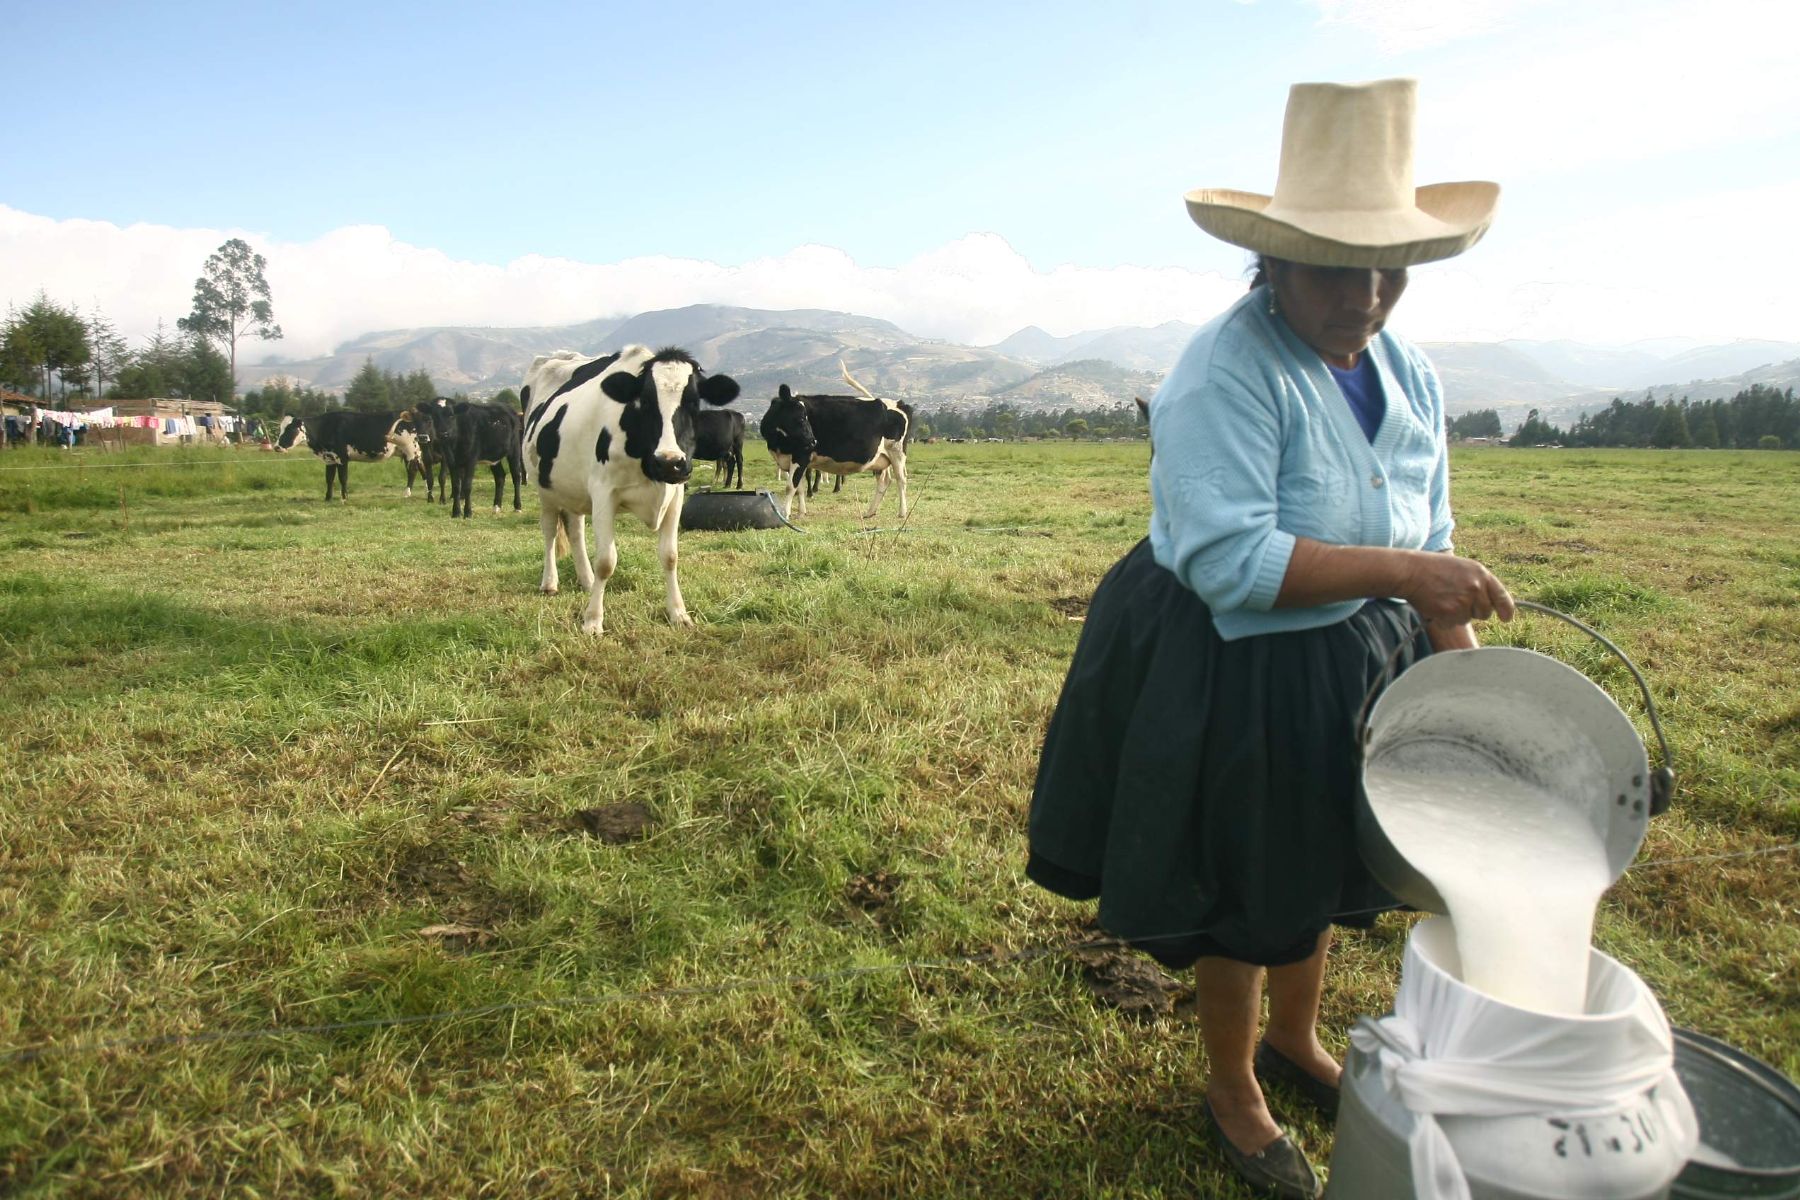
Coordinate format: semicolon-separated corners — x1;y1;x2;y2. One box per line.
1269;261;1409;367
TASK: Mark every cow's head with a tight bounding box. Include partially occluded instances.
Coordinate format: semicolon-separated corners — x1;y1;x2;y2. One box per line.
410;397;453;447
760;385;815;456
275;415;307;452
599;347;739;485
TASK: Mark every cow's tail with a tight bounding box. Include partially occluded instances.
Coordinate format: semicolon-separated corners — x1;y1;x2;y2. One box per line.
839;358;878;401
555;514;571;557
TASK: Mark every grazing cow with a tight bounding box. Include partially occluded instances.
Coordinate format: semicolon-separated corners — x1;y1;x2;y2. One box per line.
521;345;739;633
692;408;745;489
760;373;911;520
400;397;455;502
443;401;524;518
276;410;418;501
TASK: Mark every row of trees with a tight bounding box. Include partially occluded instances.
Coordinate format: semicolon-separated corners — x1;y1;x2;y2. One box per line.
240;362;453;422
1499;386;1797;449
918;401;1148;442
2;238;280;408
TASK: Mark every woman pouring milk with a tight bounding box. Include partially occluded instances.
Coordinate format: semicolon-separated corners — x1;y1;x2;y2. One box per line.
1026;78;1516;1198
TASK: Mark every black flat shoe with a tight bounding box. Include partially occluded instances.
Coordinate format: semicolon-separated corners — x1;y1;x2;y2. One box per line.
1254;1040;1341;1120
1201;1096;1323;1200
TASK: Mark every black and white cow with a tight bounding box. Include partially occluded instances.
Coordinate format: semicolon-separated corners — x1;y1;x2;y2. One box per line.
400;397;455;502
521;345;739;633
443;401;524;518
760;387;911;520
692;408;745;489
276;410;418;501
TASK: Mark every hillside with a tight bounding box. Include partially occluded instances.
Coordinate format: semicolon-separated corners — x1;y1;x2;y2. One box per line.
241;305;1039;410
992;359;1164;410
238;304;1799;424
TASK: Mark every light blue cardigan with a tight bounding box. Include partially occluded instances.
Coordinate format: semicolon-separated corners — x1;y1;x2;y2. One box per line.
1148;286;1455;641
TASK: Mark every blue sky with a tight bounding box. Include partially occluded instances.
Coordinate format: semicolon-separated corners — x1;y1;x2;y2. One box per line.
4;0;1797;360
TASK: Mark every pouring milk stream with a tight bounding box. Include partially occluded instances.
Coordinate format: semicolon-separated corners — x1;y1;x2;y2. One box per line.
1360;765;1612;1014
1357;611;1672;1016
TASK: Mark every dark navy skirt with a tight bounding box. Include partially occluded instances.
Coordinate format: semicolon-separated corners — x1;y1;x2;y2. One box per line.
1026;539;1432;969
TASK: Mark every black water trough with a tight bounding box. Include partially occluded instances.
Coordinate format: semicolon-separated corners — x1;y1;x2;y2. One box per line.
680;490;793;532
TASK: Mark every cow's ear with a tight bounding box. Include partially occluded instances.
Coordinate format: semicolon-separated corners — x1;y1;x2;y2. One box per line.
699;374;739;406
778;385;793;400
600;371;640;404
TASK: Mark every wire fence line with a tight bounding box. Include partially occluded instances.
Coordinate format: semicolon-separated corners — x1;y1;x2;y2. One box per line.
0;456;298;473
4;840;1792;1067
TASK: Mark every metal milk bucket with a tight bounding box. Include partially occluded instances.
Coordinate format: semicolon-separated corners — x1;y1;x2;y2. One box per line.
1356;601;1676;913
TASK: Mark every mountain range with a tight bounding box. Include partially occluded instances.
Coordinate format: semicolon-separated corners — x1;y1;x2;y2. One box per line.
239;305;1800;427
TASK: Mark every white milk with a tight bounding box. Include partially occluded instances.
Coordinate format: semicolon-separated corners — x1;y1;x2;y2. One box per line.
1364;766;1613;1015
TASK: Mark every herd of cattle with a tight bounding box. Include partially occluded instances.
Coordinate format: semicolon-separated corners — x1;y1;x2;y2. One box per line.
275;346;914;633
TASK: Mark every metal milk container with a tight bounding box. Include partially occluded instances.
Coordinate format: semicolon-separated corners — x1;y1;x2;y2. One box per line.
1327;604;1694;1198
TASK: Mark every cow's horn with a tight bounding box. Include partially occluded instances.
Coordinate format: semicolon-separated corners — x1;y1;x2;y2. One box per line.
839;358;877;401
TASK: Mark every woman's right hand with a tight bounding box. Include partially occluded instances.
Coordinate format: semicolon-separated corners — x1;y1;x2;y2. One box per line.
1401;550;1516;625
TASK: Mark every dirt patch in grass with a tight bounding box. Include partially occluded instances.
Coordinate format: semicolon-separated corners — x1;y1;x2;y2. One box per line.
844;869;901;911
573;802;656;843
1070;938;1192;1020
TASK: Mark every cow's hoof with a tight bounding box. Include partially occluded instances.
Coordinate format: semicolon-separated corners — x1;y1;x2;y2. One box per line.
669;612;694;629
580;620;604;635
540;584;559;596
492;507;502;515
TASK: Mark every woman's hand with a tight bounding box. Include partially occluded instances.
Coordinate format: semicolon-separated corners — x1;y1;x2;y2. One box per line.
1400;551;1515;625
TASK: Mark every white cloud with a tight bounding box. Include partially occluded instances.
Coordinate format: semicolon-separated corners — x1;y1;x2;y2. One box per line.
4;183;1796;366
1419;0;1800;182
1397;177;1800;344
0;207;1245;361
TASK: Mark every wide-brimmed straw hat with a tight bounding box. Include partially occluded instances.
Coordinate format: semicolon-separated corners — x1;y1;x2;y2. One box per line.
1185;78;1498;268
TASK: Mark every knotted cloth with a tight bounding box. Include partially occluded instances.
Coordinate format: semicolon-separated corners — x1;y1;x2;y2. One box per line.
1348;919;1698;1200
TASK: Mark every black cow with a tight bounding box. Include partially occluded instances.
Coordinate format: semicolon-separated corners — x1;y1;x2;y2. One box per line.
276;410;417;501
442;401;524;518
761;388;911;520
400;397;455;502
693;408;745;489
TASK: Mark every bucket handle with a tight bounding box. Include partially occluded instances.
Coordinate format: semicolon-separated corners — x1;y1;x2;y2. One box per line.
1355;600;1675;815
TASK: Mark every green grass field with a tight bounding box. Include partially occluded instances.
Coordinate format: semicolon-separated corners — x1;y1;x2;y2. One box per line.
1;441;1796;1198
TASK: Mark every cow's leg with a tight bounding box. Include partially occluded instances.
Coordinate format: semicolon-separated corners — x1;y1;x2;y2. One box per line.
833;473;843;493
657;490;693;629
405;460;416;498
790;460;811;517
538;502;563;594
892;451;909;518
864;465;889;520
511;455;523;511
792;464;813;518
581;491;618;635
566;511;594;591
490;462;505;514
323;463;334;501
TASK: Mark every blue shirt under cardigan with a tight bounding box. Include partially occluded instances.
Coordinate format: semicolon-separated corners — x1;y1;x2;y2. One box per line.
1147;286;1456;641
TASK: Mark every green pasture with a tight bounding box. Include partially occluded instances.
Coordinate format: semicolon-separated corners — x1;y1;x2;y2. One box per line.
1;441;1795;1198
